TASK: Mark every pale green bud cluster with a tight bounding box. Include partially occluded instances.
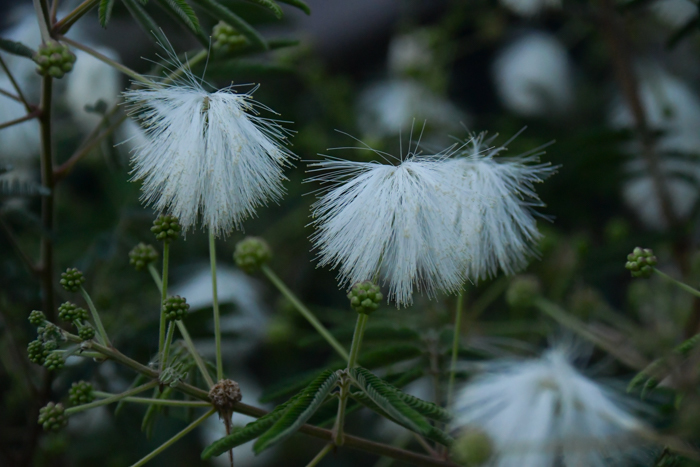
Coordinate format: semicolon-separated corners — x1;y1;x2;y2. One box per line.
151;215;181;242
163;295;189;321
505;275;541;308
60;267;85;292
625;247;657;278
212;21;248;52
58;301;88;323
234;237;272;273
33;41;76;79
38;402;68;431
129;242;158;271
347;281;383;314
69;381;95;405
28;310;46;327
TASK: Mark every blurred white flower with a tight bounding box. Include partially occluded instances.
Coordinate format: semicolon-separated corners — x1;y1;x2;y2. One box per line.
499;0;561;17
122;43;295;236
446;131;556;280
357;79;466;140
649;0;698;28
387;31;434;76
452;347;646;467
307;144;467;307
493;31;573;117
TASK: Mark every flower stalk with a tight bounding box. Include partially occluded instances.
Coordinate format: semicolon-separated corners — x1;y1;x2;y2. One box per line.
80;286;111;347
65;381;158;415
209;232;224;381
446;291;464;408
158;242;170;370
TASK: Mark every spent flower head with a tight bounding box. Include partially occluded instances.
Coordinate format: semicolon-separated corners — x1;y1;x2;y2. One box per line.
122;40;295;236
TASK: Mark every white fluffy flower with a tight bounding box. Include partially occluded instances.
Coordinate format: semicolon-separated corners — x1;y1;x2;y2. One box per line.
499;0;560;17
308;145;467;307
446;131;556;279
493;31;573;117
123;46;295;236
452;347;646;467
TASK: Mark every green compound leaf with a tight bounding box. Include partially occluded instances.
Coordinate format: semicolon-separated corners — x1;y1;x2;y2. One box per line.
141;386;173;438
156;0;201;32
98;0;116;27
253;370;339;454
349;367;432;435
276;0;310;15
243;0;283;18
122;0;169;45
0;38;36;59
190;0;268;51
259;364;344;403
201;393;303;459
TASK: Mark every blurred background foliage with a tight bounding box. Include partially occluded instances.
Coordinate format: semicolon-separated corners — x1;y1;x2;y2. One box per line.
3;0;700;465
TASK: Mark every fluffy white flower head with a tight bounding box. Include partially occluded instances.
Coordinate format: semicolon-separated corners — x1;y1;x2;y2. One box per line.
307;135;468;307
446;130;556;280
452;346;646;467
123;43;295;236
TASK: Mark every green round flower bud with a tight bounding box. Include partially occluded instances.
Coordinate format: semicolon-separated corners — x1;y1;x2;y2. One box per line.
39;322;62;342
234;237;272;273
69;381;95;405
163;295;189;321
33;41;76;79
58;301;88;323
347;281;383;314
28;310;46;327
128;242;159;271
38;402;68;431
43;352;65;371
212;21;248;52
60;267;85;292
43;340;58;352
451;428;493;466
505;275;541;308
78;324;96;341
27;339;49;365
151;214;181;242
625;247;657;278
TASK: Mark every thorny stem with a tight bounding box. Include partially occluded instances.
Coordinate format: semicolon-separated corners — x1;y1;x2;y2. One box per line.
0;110;40;130
262;265;349;361
80;286;111;347
93;392;212;407
306;443;333;467
653;268;700;299
65;381;158;415
129;408;217;467
0;56;33;112
159;242;170;371
209;232;224;381
446;291;464;409
53;0;100;34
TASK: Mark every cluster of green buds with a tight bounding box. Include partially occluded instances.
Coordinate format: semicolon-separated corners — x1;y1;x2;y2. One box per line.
69;381;95;405
163;295;190;321
625;247;657;278
60;267;85;292
38;402;68;431
505;275;541;308
212;21;248;52
129;242;159;271
28;310;46;327
27;310;63;366
58;301;88;323
33;40;76;79
38;322;62;342
450;428;493;466
78;324;96;341
234;237;272;273
151;215;181;242
27;339;50;365
347;281;383;314
43;352;65;371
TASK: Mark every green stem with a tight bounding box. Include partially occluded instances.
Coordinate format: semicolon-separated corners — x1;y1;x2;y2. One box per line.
32;0;53;42
159;242;170;371
0;56;32;112
59;36;152;84
129;408;216;467
52;0;99;34
262;265;349;361
161;322;175;367
65;381;158;415
176;321;215;388
93;392;212;407
80;286;111;347
654;268;700;299
446;291;464;408
209;231;224;381
306;443;333;467
148;263;162;291
348;313;368;369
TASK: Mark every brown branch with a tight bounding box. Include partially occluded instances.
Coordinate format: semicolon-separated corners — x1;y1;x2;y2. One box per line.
0;56;33;113
0;110;40;131
0;217;40;276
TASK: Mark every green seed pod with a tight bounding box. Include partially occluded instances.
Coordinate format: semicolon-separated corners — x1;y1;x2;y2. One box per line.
625;247;657;278
151;214;181;242
347;281;383;315
33;40;76;79
58;301;88;323
233;237;272;274
128;242;159;271
163;295;190;321
28;310;46;327
27;339;49;365
60;267;85;292
68;381;95;405
505;275;542;308
38;402;68;431
451;428;493;466
78;324;96;341
43;352;65;371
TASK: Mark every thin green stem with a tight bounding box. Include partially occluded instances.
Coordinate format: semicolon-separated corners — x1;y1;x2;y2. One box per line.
58;36;152;85
148;263;162;291
348;313;368;369
176;321;215;388
93;392;212;407
38;76;55;320
654;268;700;299
65;381;158;415
32;0;53;42
209;231;224;381
161;322;175;367
129;408;216;467
53;0;99;34
262;265;349;361
446;291;464;409
306;443;333;467
80;286;111;347
159;242;170;370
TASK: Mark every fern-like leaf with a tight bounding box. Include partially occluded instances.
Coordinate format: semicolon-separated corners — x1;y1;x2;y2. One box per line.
259;364;343;403
243;0;283;18
122;0;169;44
0;38;35;59
350;367;432;435
276;0;310;15
189;0;268;50
98;0;116;27
156;0;200;32
253;370;339;453
391;388;451;423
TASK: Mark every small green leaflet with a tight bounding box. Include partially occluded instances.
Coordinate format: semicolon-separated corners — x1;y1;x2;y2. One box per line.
276;0;310;15
0;38;36;59
98;0;116;28
243;0;283;19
